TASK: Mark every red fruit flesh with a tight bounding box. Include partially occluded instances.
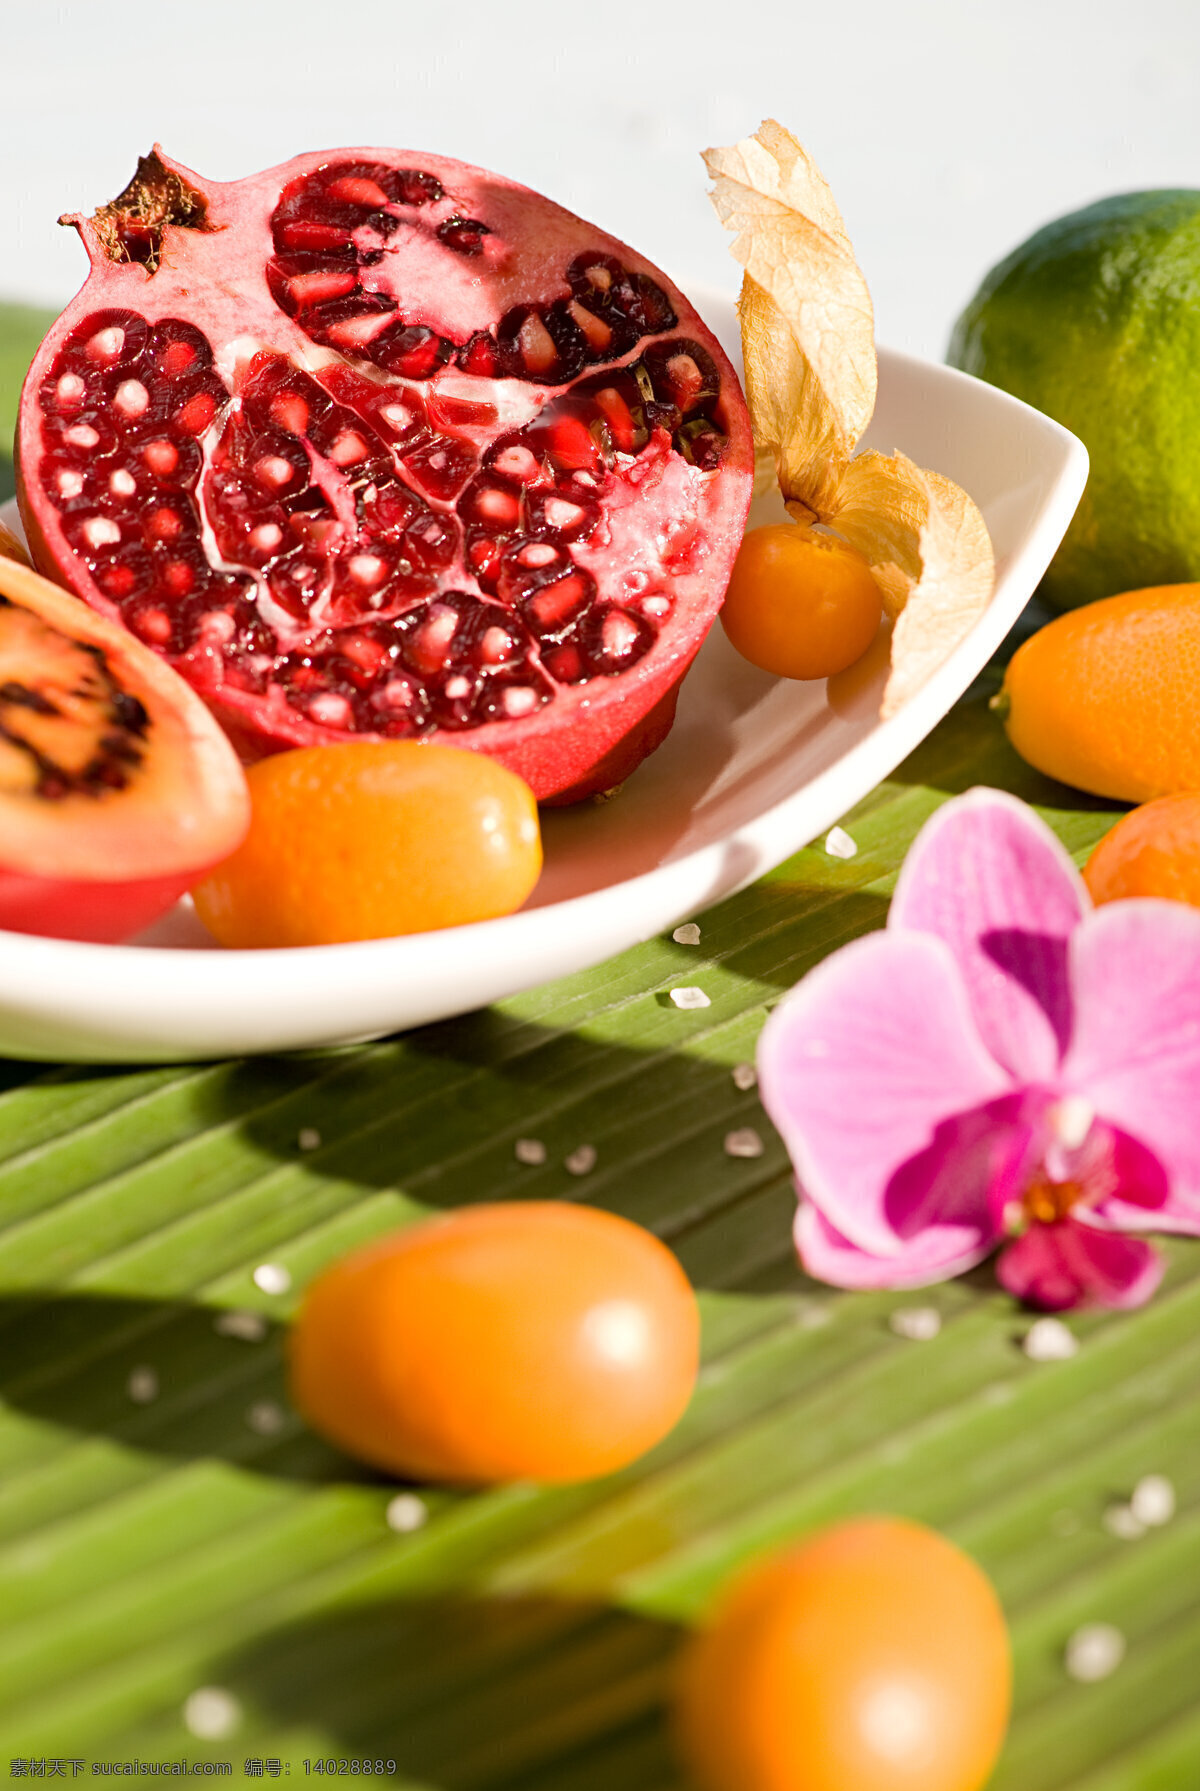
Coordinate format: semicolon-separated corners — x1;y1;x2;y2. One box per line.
18;149;752;801
0;551;250;942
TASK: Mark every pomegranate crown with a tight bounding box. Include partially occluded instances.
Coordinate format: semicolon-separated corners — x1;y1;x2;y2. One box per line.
61;149;215;276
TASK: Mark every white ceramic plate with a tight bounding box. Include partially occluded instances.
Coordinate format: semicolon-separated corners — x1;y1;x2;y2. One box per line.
0;288;1087;1063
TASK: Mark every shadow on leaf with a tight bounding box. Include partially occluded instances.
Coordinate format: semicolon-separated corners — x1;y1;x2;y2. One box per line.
0;1290;367;1484
214;1592;688;1791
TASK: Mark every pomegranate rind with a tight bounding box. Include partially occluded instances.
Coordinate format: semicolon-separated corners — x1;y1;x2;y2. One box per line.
18;147;753;801
0;557;250;938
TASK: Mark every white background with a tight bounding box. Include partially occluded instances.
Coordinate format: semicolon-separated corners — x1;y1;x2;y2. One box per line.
3;0;1199;358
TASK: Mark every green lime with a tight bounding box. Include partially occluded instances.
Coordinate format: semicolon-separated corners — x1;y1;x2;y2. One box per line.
948;191;1200;609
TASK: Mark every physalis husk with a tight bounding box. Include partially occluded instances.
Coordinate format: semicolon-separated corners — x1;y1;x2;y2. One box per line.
704;120;994;717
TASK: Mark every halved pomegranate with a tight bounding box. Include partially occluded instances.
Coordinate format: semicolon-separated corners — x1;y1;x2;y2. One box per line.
17;149;753;800
0;548;249;942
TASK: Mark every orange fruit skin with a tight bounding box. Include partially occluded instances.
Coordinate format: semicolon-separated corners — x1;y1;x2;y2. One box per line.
674;1517;1011;1791
289;1202;701;1485
1084;791;1200;905
720;524;883;680
191;740;541;947
1001;583;1200;802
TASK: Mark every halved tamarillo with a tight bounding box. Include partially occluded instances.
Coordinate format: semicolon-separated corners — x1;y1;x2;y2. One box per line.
0;548;250;942
16;147;754;801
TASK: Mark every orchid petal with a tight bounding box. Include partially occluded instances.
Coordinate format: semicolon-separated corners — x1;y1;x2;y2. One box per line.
757;929;1010;1255
998;1219;1164;1311
1065;898;1200;1231
796;1198;991;1290
889;788;1090;1080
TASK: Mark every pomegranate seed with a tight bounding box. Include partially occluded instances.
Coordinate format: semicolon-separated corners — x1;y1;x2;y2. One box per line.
379;677;417;709
163;560;196;596
543;643;585;682
403;438;476;501
160;340;198;377
378;326;451;379
519;543;559;569
467;533;503;590
198;610;237;644
366;482;422;538
291;513;342;552
328;431;369;467
309;692;354;727
378;402;415;433
101;564;137;598
436;216;490;256
568;301;613;352
348;554;387;586
642;593;672;617
644;339;719;413
270;393;310;435
289;269;359;307
81;517;121;550
390;168;444;206
113;379;150;419
518;313;558;377
87;326;125;364
628;275;677;333
327;311;395;351
269;560;326;619
337;632;390;675
473;486;520;529
542;497;586;531
502;685;539;717
491;445;543;486
539;416;598;473
175;392;217;435
327;175;391;208
254;455;298;491
592;385;638;453
427;394;497;430
65;424;101;450
459;333;499;376
602;609;643;657
56;469;85;499
56;373;86;406
404;512;459;571
527;571;591;632
133;607;173;644
109;469;137;498
249;522;284;554
278;221;353;253
148;507;185;543
444;674;471;700
582;604;652;671
143;439;179;476
479;625;515;665
408;604;459;673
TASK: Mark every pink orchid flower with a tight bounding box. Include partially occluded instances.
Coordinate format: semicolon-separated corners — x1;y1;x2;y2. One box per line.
757;788;1200;1310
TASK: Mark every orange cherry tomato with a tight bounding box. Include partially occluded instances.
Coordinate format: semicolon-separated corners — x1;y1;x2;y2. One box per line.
1083;791;1200;907
674;1517;1011;1791
192;740;541;947
289;1202;701;1484
721;523;883;679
